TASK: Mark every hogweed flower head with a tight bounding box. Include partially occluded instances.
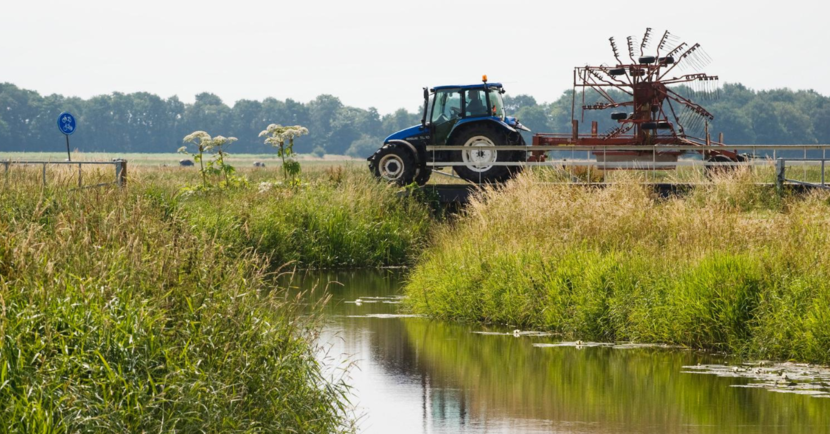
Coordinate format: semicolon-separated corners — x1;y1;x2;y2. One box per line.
183;131;211;144
259;124;308;145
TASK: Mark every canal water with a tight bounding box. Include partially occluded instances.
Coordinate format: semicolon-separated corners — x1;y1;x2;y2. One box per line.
294;270;830;434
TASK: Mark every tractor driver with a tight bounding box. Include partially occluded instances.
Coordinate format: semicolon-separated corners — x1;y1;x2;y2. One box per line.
465;90;487;117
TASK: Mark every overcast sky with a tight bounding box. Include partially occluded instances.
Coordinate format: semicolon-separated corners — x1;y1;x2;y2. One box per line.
1;0;825;114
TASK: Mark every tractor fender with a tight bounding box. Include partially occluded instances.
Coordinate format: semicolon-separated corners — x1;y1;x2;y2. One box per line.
447;118;519;145
385;139;422;165
448;118;517;142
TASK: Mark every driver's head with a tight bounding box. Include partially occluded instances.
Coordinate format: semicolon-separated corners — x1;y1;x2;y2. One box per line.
469;91;480;102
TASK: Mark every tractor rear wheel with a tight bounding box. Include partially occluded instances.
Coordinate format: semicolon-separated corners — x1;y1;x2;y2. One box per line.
705;155;741;177
451;124;522;183
369;144;417;185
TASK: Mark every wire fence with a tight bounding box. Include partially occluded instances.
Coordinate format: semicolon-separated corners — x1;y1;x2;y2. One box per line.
2;160;128;190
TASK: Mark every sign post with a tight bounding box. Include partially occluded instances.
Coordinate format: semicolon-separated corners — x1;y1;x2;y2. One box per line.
57;112;77;161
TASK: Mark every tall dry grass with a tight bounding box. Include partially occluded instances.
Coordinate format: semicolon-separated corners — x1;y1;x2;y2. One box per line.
405;169;830;363
0;180;354;432
177;167;434;269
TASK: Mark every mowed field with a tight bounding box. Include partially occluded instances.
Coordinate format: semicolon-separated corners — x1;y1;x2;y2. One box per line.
0;151;364;167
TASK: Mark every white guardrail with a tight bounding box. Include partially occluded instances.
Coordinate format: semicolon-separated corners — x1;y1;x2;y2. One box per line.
423;144;830;188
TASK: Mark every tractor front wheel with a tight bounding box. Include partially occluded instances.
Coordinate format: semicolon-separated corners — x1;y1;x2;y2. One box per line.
369;144;417;186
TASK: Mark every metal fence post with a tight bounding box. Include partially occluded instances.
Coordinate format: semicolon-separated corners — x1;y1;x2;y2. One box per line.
651;147;656;183
4;160;8;188
78;163;82;188
822;159;825;187
42;163;47;189
776;158;785;194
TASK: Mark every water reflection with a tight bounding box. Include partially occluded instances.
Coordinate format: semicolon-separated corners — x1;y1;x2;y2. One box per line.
291;270;830;434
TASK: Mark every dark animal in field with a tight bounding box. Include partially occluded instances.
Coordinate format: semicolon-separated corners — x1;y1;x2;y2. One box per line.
253;161;266;167
179;159;195;167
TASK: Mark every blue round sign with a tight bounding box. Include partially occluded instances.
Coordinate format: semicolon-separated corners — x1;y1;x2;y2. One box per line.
57;112;77;135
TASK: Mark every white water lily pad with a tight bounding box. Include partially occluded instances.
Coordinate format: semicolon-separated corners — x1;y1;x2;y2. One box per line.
358;296;404;301
533;342;614;348
472;330;556;337
683;362;830;398
612;343;686;350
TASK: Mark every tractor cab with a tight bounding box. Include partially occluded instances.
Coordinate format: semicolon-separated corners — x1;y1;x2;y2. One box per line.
427;82;507;143
369;76;529;185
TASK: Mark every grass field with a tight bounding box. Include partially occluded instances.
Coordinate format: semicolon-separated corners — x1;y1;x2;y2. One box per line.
0;172;361;432
172;168;434;268
405;170;830;364
3;156;829;431
0;160;439;431
0;151;364;167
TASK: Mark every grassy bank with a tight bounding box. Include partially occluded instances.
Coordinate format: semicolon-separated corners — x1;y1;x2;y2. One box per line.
10;163;434;269
405;171;830;364
171;167;434;268
0;181;354;432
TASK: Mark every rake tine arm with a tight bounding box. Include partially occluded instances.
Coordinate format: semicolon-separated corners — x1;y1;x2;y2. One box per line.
584;72;629;102
655;30;670;57
662;88;714;120
658;43;690;79
660;43;702;80
640;27;652;56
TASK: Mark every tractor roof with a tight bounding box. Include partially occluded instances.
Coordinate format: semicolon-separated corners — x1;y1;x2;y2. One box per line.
432;83;503;92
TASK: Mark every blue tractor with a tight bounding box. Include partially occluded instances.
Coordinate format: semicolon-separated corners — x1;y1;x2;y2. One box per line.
368;76;530;185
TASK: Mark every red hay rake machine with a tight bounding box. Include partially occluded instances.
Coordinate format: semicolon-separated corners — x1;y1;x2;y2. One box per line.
532;28;745;167
373;27;830;195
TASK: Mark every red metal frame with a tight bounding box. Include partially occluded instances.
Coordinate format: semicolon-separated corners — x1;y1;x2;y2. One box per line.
530;29;740;166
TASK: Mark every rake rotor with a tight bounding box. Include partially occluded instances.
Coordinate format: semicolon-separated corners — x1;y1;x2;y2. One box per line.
532;28;741;165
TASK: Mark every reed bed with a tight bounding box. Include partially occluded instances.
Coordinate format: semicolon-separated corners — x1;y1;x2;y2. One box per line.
0;181;354;432
405;169;830;363
176;167;434;269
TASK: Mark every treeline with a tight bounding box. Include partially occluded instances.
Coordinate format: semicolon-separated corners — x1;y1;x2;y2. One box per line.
0;83;419;156
1;82;829;157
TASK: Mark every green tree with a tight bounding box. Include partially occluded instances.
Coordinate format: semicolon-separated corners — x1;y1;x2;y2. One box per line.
307;95;343;152
505;94;538;112
3;81;830;153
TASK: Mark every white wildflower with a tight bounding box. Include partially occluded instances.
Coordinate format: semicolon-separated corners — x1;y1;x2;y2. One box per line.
183;131;211;143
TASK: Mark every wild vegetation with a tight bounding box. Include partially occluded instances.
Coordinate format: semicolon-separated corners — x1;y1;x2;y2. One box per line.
3;152;830;432
176;168;434;268
3;82;830;158
0;174;361;432
405;169;830;364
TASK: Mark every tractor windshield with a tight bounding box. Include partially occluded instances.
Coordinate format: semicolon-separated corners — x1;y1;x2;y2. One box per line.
488;89;505;120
